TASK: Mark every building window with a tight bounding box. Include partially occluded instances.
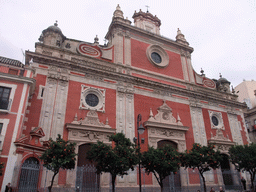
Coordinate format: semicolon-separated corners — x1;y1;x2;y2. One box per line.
151;52;162;63
80;85;105;112
209;111;224;130
0;87;11;110
0;119;10;150
146;45;169;68
85;93;99;107
0;123;2;134
211;116;219;126
37;85;45;99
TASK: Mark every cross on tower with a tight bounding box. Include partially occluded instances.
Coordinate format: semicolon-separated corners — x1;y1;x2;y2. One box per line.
145;5;150;12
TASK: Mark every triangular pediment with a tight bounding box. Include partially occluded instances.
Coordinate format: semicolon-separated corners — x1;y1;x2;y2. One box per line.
30;127;45;137
147;100;183;126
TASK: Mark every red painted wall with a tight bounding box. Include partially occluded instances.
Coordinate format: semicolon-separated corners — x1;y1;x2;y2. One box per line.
63;81;116;139
237;115;248;144
131;39;184;80
134;95;194;152
202;109;233;142
23;74;46;136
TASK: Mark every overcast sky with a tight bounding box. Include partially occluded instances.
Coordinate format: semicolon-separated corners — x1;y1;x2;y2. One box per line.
0;0;255;87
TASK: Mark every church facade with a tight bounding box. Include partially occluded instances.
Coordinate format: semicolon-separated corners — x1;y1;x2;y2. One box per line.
0;5;249;191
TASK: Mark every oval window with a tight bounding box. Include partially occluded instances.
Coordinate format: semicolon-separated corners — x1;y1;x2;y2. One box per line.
151;52;162;64
212;116;219;126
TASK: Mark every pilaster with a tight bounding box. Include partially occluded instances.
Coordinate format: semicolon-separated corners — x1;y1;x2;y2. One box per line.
228;113;243;145
189;99;207;146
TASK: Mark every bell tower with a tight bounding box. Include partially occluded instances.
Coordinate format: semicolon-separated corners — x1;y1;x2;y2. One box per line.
132;9;161;35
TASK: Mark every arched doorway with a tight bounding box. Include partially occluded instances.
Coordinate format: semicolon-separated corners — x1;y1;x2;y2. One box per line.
220;154;233;188
157;140;181;192
76;143;100;192
18;157;40;192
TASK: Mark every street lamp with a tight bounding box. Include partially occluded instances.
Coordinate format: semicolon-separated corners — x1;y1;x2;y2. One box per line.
136;114;145;192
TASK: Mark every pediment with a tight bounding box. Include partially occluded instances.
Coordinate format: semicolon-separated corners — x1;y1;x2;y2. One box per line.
66;110;116;144
30;127;45;137
145;100;185;128
69;110;111;128
208;129;235;149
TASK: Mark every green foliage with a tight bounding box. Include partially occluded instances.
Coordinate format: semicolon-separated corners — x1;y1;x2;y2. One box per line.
87;133;137;176
229;143;256;190
181;143;222;171
87;133;138;192
141;145;180;189
40;134;76;173
229;143;256;172
181;143;222;192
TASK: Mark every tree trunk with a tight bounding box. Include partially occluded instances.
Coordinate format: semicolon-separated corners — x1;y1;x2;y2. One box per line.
250;172;255;192
160;180;163;192
111;174;116;192
199;171;207;192
48;171;58;192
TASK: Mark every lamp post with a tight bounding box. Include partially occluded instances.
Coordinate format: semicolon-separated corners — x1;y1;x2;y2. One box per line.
137;114;145;192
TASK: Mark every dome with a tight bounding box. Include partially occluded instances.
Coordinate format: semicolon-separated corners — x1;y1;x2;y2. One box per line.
217;76;230;85
42;21;66;40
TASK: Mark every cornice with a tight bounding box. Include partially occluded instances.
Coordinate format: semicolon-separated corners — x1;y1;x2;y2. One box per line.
144;121;189;132
105;19;194;53
244;107;256;117
26;51;246;109
0;72;36;85
14;142;46;152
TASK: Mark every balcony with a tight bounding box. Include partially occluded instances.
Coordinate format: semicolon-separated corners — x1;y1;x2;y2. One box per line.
0;99;12;113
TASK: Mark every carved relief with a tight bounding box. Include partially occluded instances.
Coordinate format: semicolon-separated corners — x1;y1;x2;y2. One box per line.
47;66;69;81
66;110;115;144
144;100;189;152
208;129;235;153
209;111;224;130
80;86;105;112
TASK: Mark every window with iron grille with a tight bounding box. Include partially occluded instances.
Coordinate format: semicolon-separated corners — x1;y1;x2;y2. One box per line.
0;87;11;110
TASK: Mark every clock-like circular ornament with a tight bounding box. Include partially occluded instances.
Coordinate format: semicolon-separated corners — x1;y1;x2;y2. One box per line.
162;112;170;120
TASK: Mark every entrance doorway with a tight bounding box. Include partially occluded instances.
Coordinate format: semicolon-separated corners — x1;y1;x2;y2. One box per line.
157;140;181;191
18;157;40;192
76;143;100;192
220;154;233;187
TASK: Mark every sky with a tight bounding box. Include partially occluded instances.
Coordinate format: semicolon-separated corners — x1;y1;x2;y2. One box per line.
0;0;255;87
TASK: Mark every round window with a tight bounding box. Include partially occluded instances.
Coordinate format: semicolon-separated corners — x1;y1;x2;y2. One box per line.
211;116;219;126
85;93;99;107
151;52;162;64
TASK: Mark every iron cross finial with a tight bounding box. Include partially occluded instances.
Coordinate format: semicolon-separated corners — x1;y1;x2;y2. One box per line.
145;5;150;12
54;20;58;26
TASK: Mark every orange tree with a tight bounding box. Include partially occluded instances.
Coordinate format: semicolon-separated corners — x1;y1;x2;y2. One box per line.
229;143;256;191
0;162;4;176
86;133;138;192
180;143;222;192
40;134;76;192
141;145;180;192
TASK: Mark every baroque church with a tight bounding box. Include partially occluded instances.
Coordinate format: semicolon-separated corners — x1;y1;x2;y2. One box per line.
0;5;249;191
